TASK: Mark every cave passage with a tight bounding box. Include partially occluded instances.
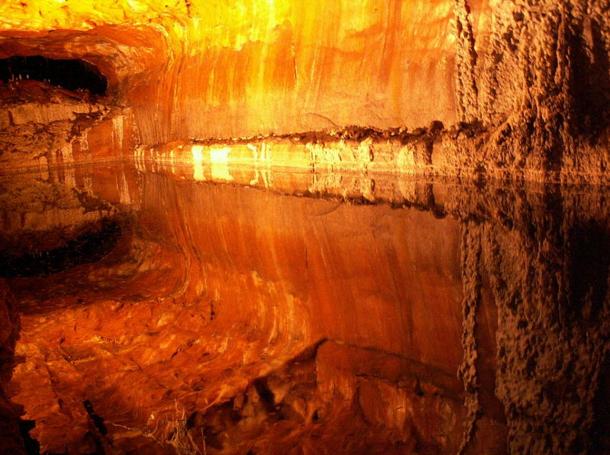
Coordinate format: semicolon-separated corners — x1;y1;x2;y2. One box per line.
0;218;123;277
0;56;107;95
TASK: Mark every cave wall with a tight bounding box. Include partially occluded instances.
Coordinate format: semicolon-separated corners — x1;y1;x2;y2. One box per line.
0;2;609;452
0;0;493;144
468;0;610;178
1;1;608;179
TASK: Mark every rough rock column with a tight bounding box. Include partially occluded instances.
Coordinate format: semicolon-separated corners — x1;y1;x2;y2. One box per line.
481;187;610;453
475;0;610;175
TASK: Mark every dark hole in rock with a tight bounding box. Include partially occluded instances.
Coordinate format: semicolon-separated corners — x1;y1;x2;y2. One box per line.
0;56;108;96
0;219;122;277
18;419;40;455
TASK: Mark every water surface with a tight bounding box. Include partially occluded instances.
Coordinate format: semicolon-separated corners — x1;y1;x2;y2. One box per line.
1;162;609;454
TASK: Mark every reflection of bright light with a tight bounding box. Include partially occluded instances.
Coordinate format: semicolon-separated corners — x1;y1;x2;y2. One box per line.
210;147;230;163
210;147;233;181
192;145;205;181
192;145;204;162
247;143;258;160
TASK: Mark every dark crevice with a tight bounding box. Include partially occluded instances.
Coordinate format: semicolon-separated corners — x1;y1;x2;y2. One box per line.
0;219;122;277
18;420;40;455
0;56;108;96
83;400;108;436
253;378;276;412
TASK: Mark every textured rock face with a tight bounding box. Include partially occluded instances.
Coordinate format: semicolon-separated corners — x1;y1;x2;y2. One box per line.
0;0;470;142
1;0;607;179
0;80;135;172
469;0;610;179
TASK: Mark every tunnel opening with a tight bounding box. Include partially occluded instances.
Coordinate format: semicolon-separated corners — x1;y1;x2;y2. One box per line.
0;218;123;278
0;56;107;96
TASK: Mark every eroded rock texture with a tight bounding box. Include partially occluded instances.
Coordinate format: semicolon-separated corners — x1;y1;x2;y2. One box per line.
471;0;610;180
0;78;134;172
0;0;606;180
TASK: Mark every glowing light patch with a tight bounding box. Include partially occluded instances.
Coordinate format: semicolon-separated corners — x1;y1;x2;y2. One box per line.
210;147;230;163
210;147;233;181
247;143;258;159
192;145;205;181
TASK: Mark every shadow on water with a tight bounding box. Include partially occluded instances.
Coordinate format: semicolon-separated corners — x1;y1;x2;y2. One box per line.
0;219;122;278
567;219;610;321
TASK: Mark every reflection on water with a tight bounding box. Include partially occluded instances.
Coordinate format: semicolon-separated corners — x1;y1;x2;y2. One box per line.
0;162;609;454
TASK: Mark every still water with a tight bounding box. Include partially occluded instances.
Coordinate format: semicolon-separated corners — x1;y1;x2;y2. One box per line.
0;162;609;454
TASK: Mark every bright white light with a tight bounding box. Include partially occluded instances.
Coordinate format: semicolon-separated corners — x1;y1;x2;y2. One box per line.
192;145;205;181
210;147;233;181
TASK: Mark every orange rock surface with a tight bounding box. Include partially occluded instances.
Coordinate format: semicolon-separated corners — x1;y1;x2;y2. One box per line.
0;0;495;143
0;1;609;453
2;166;497;453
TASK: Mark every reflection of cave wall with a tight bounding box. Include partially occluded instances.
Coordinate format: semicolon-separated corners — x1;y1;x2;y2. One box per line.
1;163;609;453
0;281;27;454
464;187;610;453
0;167;502;453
